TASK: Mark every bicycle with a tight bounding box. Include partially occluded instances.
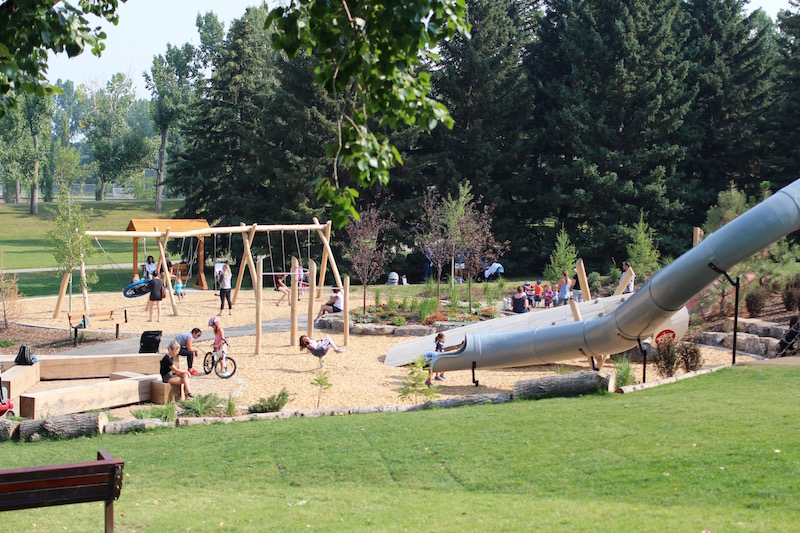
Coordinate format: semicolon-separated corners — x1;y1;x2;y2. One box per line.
203;341;237;379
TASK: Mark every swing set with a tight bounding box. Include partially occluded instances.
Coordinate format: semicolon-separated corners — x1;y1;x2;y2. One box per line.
55;218;343;324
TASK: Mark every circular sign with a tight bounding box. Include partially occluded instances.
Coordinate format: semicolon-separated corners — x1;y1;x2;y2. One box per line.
654;329;676;345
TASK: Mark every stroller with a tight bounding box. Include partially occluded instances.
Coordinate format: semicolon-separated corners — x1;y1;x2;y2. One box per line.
775;320;800;358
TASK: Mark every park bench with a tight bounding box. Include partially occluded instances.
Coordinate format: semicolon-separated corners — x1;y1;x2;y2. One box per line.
68;308;124;346
0;450;124;533
170;262;189;282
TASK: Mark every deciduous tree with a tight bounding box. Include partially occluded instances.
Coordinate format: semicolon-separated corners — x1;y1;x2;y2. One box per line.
343;204;395;310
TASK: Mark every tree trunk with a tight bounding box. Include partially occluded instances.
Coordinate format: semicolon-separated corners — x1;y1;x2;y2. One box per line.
30;133;39;214
98;180;107;201
408;392;512;411
19;412;108;442
105;418;171;434
155;127;168;213
513;371;616;400
14;178;20;203
0;419;20;441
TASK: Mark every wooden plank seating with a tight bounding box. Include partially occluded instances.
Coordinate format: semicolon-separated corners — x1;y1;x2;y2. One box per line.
0;450;124;533
170;262;189;282
67;308;123;346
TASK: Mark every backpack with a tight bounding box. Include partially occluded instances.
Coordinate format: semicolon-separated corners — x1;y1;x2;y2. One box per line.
15;345;34;366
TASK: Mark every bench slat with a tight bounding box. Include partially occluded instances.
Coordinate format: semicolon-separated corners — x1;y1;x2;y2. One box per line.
0;485;116;511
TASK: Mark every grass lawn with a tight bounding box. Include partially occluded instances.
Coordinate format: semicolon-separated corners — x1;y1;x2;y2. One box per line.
0;200;183;270
1;366;797;531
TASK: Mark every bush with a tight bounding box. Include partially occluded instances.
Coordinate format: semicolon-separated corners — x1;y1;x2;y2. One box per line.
614;357;636;387
418;297;440;323
390;316;406;326
782;287;800;312
179;393;222;417
249;388;290;413
745;290;768;317
677;343;703;373
587;271;603;297
654;340;681;378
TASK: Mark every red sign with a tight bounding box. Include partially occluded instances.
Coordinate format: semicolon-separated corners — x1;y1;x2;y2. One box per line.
655;329;676;345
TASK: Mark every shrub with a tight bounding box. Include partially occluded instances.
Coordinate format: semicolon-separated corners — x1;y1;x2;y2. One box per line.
131;403;177;422
586;271;603;297
418;297;440;323
311;371;332;409
180;393;222;417
224;394;237;417
399;356;438;404
782;286;800;312
390;316;406;326
0;339;13;348
745;290;768;317
677;343;703;373
614;357;636;387
401;297;411;312
249;388;291;413
654;340;681;378
373;289;382;307
480;307;499;318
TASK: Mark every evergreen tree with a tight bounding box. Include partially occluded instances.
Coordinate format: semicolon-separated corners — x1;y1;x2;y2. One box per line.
769;2;800;189
680;0;777;212
543;227;577;283
528;0;694;263
170;7;276;226
626;210;661;281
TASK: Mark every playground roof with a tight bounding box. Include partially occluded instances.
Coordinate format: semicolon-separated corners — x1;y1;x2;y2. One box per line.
126;219;210;235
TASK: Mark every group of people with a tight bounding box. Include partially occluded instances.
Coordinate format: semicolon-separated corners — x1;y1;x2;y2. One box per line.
510;262;636;314
159;316;227;397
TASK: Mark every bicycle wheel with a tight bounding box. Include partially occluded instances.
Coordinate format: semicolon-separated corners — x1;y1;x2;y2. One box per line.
203;352;214;374
215;356;237;379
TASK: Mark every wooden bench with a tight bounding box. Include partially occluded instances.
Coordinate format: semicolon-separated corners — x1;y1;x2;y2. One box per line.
67;308;123;346
0;450;124;532
170;262;190;285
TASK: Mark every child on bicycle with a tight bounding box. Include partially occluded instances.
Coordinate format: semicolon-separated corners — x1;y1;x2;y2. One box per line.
209;316;227;357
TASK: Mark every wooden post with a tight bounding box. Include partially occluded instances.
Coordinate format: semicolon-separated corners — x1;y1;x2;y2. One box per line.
693;227;704;247
307;259;316;338
132;236;139;278
290;256;298;347
194;235;207;289
52;270;71;318
255;256;263;356
233;223;257;305
312;218;342;291
314;218;332;299
576;258;591;301
79;248;89;311
614;268;635;296
155;227;178;317
343;275;350;346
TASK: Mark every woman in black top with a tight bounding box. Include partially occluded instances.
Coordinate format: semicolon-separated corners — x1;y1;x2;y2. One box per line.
148;271;164;322
160;341;193;398
512;286;529;313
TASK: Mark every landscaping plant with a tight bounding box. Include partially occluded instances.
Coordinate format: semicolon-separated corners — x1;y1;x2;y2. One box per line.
179;393;221;417
745;289;768;317
654;339;681;378
249;389;290;413
311;370;332;409
614;356;636;387
399;356;438;404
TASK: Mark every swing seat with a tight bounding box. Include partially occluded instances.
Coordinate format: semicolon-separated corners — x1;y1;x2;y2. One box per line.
123;279;151;298
308;346;330;358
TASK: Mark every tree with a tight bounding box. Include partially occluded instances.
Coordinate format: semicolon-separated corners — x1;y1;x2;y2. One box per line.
85;73;156;200
0;105;27;203
145;43;197;212
267;0;471;226
0;252;22;329
343;204;395;310
543;228;577;283
442;182;473;288
0;0;124;117
415;188;453;300
626;211;661;281
19;92;53;214
769;1;800;189
528;0;695;263
47;181;97;296
459;201;507;313
680;0;778;210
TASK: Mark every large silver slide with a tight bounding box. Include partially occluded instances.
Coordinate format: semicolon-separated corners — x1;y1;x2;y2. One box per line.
429;178;800;373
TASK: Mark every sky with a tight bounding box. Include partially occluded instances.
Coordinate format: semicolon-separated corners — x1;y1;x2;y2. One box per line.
46;0;796;99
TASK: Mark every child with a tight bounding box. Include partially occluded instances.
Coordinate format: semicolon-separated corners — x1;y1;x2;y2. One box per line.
299;335;345;368
174;278;185;301
424;332;446;386
544;285;553;308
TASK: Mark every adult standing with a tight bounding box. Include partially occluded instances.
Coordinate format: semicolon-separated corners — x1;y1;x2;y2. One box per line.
557;270;571;306
148;270;164;322
217;263;233;316
572;272;583;303
620;261;636;293
160;341;193;398
174;328;202;376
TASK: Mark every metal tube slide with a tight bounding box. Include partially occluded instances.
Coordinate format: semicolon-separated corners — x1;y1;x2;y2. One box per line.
432;178;800;373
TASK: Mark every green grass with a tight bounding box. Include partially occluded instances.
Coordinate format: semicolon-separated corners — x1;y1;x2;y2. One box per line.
0;200;183;270
1;366;798;531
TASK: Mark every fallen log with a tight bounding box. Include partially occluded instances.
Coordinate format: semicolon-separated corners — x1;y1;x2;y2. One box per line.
0;419;20;441
19;412;108;442
408;392;512;411
104;418;172;434
513;371;615;400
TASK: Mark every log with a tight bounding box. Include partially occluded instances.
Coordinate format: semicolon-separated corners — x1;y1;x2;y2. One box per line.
0;419;20;441
19;412;108;442
408;393;512;411
513;371;615;400
105;418;172;434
